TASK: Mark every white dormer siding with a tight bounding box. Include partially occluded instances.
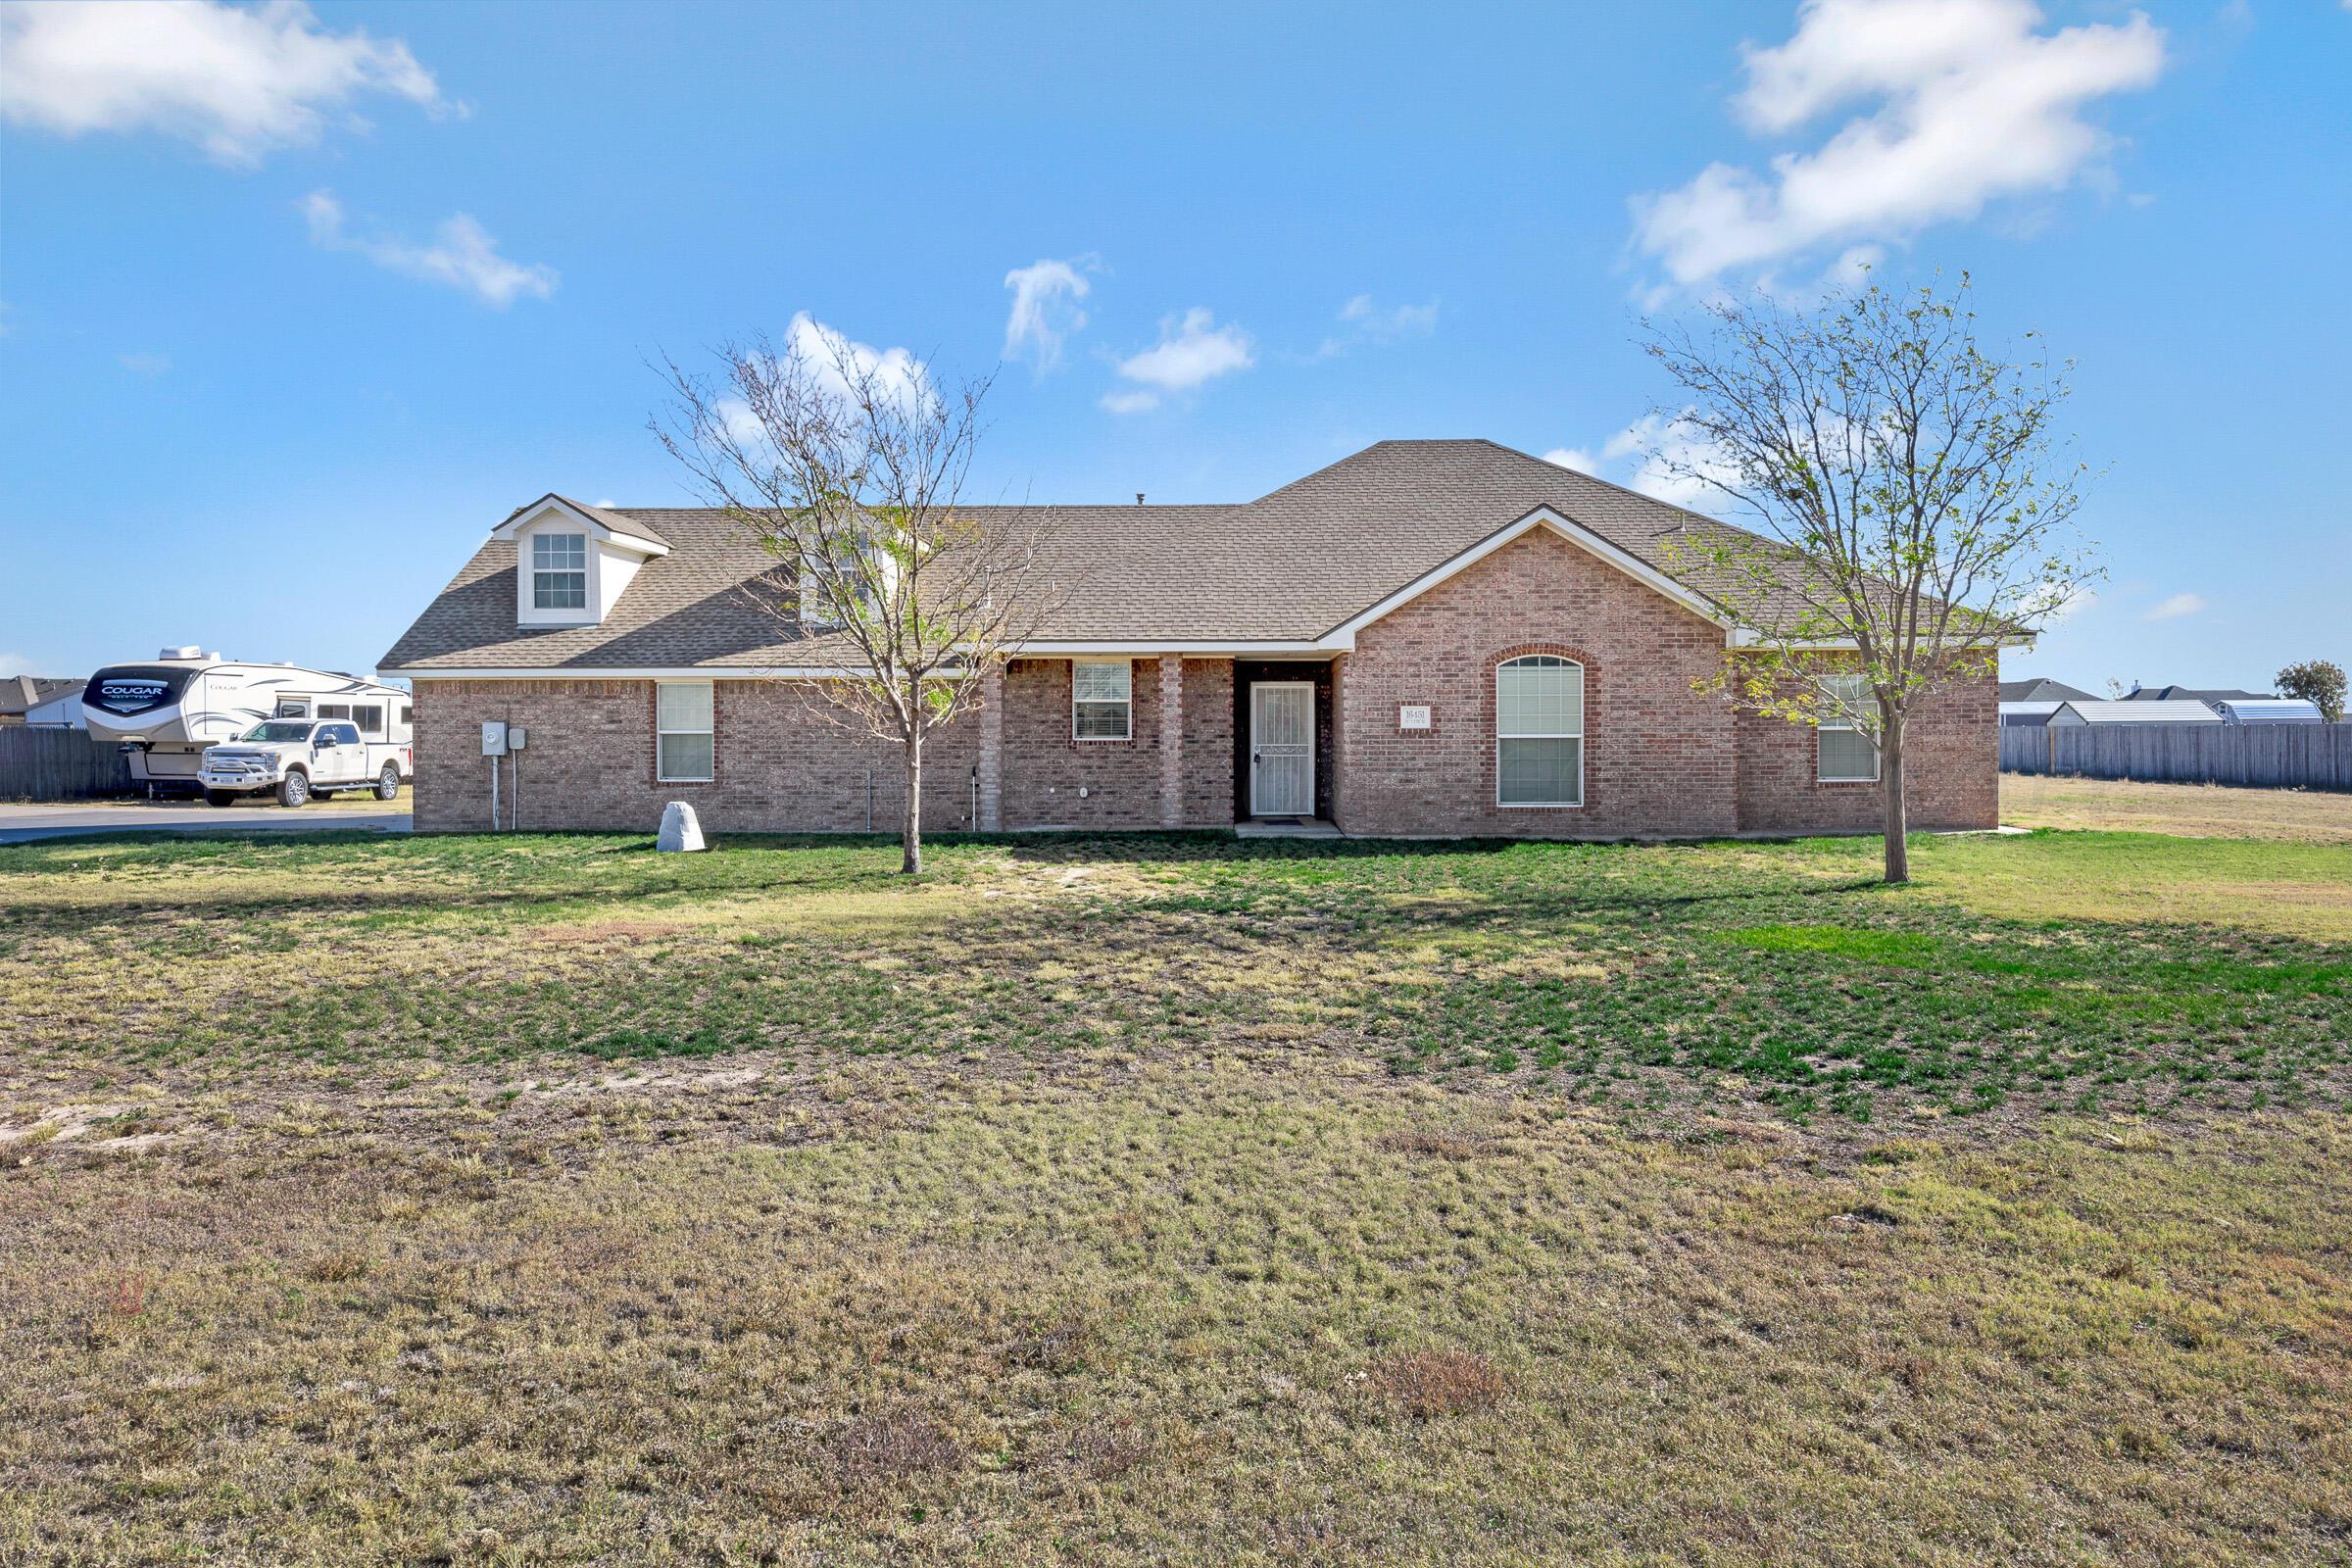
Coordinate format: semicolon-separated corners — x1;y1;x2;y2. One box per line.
494;497;668;628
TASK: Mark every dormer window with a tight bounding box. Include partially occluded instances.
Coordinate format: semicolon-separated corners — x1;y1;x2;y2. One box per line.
533;533;588;610
496;496;668;629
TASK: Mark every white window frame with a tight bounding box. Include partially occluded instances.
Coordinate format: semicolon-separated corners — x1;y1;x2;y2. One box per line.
1817;674;1882;783
533;531;589;612
1494;655;1584;808
1072;659;1133;741
657;680;715;783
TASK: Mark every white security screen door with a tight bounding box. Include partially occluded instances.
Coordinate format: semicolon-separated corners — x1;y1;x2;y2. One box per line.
1250;681;1315;816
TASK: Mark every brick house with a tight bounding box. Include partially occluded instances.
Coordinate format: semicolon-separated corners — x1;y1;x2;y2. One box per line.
382;440;1999;837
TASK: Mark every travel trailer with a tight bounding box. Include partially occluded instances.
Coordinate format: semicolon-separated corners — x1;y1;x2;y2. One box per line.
80;648;413;792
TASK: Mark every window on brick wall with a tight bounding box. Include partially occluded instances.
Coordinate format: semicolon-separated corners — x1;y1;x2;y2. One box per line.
658;681;714;782
1817;673;1881;782
1072;660;1132;740
532;532;589;611
1496;656;1583;807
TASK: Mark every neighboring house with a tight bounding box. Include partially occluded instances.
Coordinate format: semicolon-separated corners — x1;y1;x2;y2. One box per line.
0;676;83;727
2047;700;2223;726
383;440;2002;839
1999;701;2066;728
1999;677;2092;703
2123;683;2273;705
2211;699;2324;725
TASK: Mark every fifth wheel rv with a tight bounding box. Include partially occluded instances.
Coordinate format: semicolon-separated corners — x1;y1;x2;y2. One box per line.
80;648;413;793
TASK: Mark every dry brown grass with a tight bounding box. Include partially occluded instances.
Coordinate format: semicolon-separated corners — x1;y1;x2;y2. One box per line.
2002;772;2352;842
3;828;2348;1562
3;1052;2345;1565
1363;1348;1507;1418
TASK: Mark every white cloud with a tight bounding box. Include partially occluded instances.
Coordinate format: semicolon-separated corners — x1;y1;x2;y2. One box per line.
1546;412;1742;511
118;352;172;377
0;653;39;676
0;0;449;166
1316;293;1440;357
715;396;768;449
784;312;929;412
1003;257;1095;369
1102;308;1253;414
2021;581;2095;623
1633;0;2165;286
715;315;931;439
302;189;556;307
2145;591;2205;620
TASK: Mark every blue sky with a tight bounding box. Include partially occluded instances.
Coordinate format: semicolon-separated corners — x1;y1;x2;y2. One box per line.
2;0;2345;692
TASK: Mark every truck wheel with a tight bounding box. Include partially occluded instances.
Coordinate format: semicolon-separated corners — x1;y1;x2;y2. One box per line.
375;762;402;801
276;770;311;808
204;789;237;808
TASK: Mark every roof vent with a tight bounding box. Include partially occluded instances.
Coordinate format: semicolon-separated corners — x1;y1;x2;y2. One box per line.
160;645;202;660
1135;493;1145;505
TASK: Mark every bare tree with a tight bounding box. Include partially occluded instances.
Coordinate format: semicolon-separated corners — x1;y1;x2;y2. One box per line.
1645;273;2098;884
654;326;1061;873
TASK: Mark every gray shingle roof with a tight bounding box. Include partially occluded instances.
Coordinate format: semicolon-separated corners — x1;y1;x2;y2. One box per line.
382;440;1824;669
2000;677;2094;703
1;675;82;715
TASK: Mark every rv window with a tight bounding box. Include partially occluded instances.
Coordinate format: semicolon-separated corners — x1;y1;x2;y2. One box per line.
318;704;351;720
276;701;309;718
353;705;384;736
399;705;413;725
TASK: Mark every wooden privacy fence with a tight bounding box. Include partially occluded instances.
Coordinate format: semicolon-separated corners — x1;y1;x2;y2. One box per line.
2000;722;2352;791
0;727;136;800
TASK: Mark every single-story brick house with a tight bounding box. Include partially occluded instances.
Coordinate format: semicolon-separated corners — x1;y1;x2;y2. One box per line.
382;440;1998;837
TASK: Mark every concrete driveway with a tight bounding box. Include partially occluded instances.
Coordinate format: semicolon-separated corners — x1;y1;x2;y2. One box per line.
0;798;413;844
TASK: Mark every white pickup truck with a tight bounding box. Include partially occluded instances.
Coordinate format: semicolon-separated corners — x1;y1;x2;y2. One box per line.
198;718;411;808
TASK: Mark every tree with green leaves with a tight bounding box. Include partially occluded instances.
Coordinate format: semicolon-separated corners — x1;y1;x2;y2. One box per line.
2276;660;2345;723
656;326;1061;873
1645;273;2099;884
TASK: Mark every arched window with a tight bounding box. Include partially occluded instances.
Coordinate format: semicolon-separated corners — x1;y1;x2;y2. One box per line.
1496;656;1584;807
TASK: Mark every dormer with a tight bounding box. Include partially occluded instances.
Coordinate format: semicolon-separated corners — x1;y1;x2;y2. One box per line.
491;496;670;628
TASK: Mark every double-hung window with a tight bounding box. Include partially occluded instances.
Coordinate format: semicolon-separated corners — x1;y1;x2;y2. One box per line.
657;681;715;782
533;532;588;611
1496;656;1584;807
1817;674;1881;782
1072;660;1133;740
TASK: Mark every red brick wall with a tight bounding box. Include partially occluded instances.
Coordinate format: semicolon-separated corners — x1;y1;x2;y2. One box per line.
1334;530;1741;837
411;678;979;834
1181;659;1237;826
1733;663;1998;833
999;657;1235;829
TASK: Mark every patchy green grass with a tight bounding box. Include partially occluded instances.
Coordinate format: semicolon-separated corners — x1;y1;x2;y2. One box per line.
2;818;2349;1563
4;826;2345;1122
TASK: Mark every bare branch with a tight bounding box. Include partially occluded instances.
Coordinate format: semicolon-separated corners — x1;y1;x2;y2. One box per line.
651;328;1065;872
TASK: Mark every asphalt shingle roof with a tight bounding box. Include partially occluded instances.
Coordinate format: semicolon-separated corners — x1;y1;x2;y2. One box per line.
382;440;1828;670
1;676;82;715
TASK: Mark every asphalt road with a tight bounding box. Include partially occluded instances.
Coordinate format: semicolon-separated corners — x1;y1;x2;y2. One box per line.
0;799;414;844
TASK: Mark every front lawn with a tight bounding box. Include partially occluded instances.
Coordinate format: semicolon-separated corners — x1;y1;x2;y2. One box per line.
3;810;2347;1563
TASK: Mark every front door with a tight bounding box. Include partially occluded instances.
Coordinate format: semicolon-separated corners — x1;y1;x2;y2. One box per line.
1250;681;1315;816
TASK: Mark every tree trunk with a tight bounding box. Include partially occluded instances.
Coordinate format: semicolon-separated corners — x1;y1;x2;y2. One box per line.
1880;710;1909;885
901;725;923;875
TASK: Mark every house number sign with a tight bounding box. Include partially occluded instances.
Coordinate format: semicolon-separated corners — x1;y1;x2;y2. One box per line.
1397;705;1432;731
